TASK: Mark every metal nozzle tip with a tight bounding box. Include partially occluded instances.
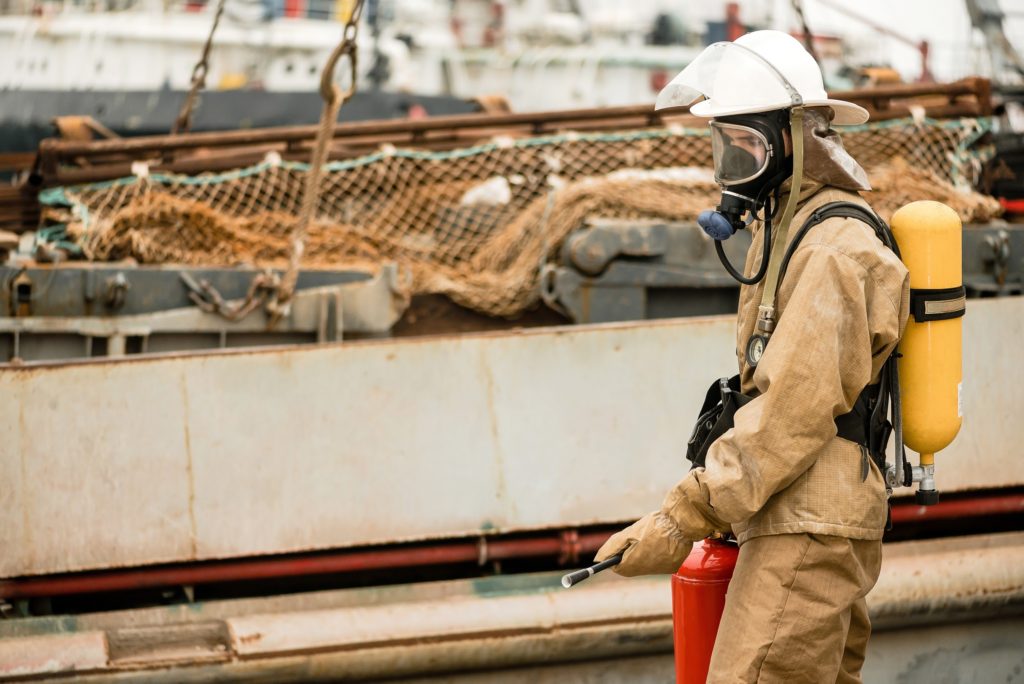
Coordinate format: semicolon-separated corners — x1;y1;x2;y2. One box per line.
561;575;573;589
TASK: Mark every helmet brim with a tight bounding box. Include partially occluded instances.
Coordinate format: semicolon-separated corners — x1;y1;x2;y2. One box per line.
689;98;869;125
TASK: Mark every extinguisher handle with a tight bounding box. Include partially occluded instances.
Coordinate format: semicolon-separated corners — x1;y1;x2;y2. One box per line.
561;554;622;588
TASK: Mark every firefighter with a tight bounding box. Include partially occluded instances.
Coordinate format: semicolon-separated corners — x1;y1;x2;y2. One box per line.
596;30;910;683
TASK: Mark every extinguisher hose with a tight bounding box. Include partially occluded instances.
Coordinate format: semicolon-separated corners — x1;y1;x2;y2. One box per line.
561;554;622;588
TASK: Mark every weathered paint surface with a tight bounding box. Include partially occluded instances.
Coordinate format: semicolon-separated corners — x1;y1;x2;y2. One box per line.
393;618;1024;684
228;576;670;658
862;616;1024;684
870;531;1024;627
0;632;107;677
0;316;732;576
0;533;1021;681
1;298;1022;577
937;295;1023;493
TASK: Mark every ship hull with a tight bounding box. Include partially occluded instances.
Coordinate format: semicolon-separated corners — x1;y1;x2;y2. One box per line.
0;89;477;153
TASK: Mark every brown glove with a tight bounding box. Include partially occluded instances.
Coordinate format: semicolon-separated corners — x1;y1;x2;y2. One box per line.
661;470;731;540
595;511;693;577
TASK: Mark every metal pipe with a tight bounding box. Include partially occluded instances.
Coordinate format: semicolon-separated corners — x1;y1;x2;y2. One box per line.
890;492;1024;523
47;117;672;185
5;493;1022;602
831;77;986;102
38;104;673;159
40;117;697;187
37;102;984;190
36;79;989;161
2;493;1021;600
0;531;611;600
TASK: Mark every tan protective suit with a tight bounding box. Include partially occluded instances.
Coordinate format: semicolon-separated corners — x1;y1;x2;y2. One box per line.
596;110;910;682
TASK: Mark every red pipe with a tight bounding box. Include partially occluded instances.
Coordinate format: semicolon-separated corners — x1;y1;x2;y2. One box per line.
0;531;611;600
890;493;1024;524
3;493;1020;601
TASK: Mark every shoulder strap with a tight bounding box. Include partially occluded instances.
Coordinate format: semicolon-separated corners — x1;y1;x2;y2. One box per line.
777;201;901;290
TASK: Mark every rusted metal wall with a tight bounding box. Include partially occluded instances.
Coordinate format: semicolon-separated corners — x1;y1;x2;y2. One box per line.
1;297;1022;578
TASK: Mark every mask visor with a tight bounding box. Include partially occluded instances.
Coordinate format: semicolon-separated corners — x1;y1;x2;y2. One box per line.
710;122;771;186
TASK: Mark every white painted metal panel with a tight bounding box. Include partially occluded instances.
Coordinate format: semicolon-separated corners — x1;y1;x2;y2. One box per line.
480;318;731;527
0;632;108;678
0;363;195;576
932;296;1024;492
1;297;1021;578
182;337;508;559
177;317;736;561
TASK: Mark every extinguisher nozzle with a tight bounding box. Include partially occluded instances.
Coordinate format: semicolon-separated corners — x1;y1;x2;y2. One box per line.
561;571;586;588
560;554;622;588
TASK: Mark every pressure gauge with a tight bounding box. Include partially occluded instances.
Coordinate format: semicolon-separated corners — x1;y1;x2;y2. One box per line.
746;334;768;367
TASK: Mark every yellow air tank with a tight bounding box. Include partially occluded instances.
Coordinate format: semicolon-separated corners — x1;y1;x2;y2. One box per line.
890;201;965;505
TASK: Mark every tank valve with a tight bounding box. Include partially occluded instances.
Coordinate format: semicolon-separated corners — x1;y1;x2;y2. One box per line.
911;458;939;505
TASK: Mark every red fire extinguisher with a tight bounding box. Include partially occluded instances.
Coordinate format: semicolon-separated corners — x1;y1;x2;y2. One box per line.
672;537;739;683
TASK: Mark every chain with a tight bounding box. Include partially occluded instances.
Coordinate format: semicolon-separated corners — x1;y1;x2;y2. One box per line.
268;0;365;323
180;271;280;322
172;0;228;136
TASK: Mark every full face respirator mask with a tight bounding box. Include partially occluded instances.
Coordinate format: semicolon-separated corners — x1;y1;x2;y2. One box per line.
698;108;793;285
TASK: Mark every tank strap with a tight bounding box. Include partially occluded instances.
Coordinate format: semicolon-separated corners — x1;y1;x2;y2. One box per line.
910;285;966;322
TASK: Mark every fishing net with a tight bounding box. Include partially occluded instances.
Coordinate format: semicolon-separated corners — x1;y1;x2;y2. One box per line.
39;116;996;317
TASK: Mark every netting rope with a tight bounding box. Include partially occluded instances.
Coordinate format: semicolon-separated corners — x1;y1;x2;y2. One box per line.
39;116;998;317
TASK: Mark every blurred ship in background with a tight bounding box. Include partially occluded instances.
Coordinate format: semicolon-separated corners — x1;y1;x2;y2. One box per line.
0;0;709;155
2;0;1023;154
0;0;479;155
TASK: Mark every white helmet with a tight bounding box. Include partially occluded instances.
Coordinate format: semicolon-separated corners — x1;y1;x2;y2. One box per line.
655;30;868;125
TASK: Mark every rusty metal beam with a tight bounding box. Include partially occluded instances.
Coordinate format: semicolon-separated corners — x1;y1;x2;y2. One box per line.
0;184;40;234
37;102;988;189
833;76;989;104
0;152;37;174
36;79;991;163
38;104;677;160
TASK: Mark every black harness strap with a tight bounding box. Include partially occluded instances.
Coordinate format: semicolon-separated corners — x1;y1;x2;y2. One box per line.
688;372;885;475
